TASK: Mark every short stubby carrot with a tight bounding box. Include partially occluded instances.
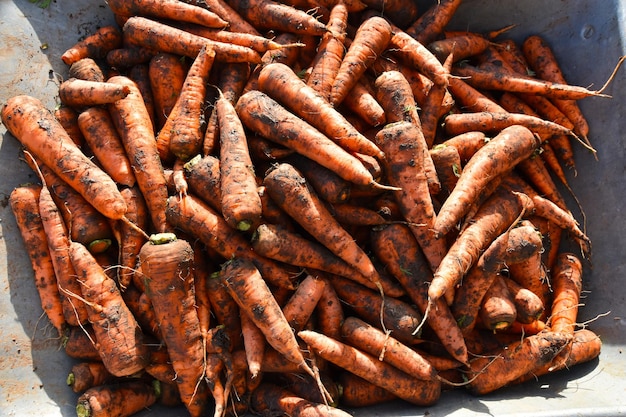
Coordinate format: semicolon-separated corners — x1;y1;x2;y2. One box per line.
434;124;540;237
75;380;158;417
58;78;131;107
1;95;127;220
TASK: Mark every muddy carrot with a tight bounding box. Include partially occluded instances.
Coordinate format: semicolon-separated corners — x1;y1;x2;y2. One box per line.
108;0;228;29
61;25;123;65
75;381;158;417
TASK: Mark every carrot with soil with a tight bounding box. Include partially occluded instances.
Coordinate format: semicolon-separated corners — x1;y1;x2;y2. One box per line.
75;380;158;417
61;25;123;65
59;78;130;107
108;0;228;29
549;252;584;335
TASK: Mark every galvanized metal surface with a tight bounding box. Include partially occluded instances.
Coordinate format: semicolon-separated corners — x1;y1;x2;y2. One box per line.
0;1;624;416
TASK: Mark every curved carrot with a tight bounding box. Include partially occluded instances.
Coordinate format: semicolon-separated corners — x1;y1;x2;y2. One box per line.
68;57;105;82
404;0;462;45
2;95;127;220
61;25;123;65
108;0;228;29
227;0;327;36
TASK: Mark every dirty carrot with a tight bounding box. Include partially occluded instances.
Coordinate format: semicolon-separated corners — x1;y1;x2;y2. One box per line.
69;240;150;377
67;362;114;393
75;380;158;417
285;153;352;205
77;106;136;187
164;44;216;161
183;154;222;211
330;15;392;106
282;274;327;333
236;90;394;190
239;309;265;380
149;52;188;133
61;25;123;65
434;124;539;236
404;0;463;45
123;16;262;63
341;76;387;127
259;62;384;159
107;0;228;29
216;89;263;232
263;163;381;285
107;75;169;233
59;78;130;107
503;276;545;325
250;382;353;417
165;193;296;290
68;57;105;82
2;95;127;220
337;372;398;408
9;185;67;338
54;105;84;146
479;274;518;331
227;0;327;36
106;47;156;69
429;32;492;63
299;329;442;406
138;233;210;417
549;252;584;335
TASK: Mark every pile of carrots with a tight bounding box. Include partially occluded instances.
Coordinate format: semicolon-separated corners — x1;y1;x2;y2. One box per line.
3;0;617;416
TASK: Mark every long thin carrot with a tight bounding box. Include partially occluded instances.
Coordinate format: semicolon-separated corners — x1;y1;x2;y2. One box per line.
549;252;584;335
2;95;127;220
69;241;150;377
404;0;462;45
107;75;169;233
61;25;123;65
149;52;188;133
299;329;442;406
434;124;539;237
330;16;392;106
258;62;384;159
227;0;327;36
251;383;353;417
9;185;67;338
108;0;228;29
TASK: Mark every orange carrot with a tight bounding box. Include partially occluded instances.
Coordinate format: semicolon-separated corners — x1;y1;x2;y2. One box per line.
61;25;123;65
59;78;130;107
106;47;156;69
479;274;517;331
259;62;384;159
128;63;157;133
75;381;158;417
9;185;67;337
2;95;127;220
307;2;349;100
503;276;545;325
374;121;447;272
549;253;584;335
236;90;393;190
206;273;244;351
183;154;222;211
66;362;114;394
123;17;262;63
239;309;266;380
77;107;135;187
404;0;463;45
434;125;539;236
227;0;327;36
285;154;352;205
149;52;188;132
107;75;169;233
263;163;381;285
216;89;263;232
108;0;228;29
429;187;535;303
54;105;84;146
68;57;105;82
165;194;296;290
299;329;441;406
200;0;262;35
63;325;101;361
69;241;150;377
447;77;507;113
429;32;492;63
282;274;327;333
138;233;210;417
341;76;387;127
250;383;353;417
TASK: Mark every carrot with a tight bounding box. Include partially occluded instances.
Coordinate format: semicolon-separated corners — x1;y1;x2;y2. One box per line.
440;130;490;164
404;0;463;45
69;241;150;377
77;107;135;188
128;64;157;132
108;0;228;29
206;273;244;351
331;16;392;106
67;362;114;393
388;22;450;88
314;278;344;340
121;285;162;340
360;0;419;28
227;0;327;36
452;62;610;100
282;274;327;333
251;383;353;417
465;331;570;395
69;58;105;82
369;222;469;364
59;78;130;107
149;52;188;132
503;276;545;325
337;372;398;407
330;203;388;226
9;185;67;338
214;90;263;232
61;25;123;65
299;329;442;406
430;144;462;198
429;187;535;303
138;233;210;417
2;95;127;220
199;0;262;35
549;253;583;335
165;193;296;290
123;17;262;63
434;125;539;236
54;105;84;146
219;258;319;381
236;91;393;191
259;62;384;159
374;121;447;272
517;153;568;211
106;47;156;69
479;274;517;331
451;230;510;334
307;2;349;100
285;154;352;205
183;154;222;211
262;163;382;285
63;325;101;361
373;70;441;192
341;316;436;380
75;381;158;417
107;75;169;233
447;77;506;113
239;309;266;380
429;32;492;63
521;35;591;141
330;275;421;346
341;76;387;127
